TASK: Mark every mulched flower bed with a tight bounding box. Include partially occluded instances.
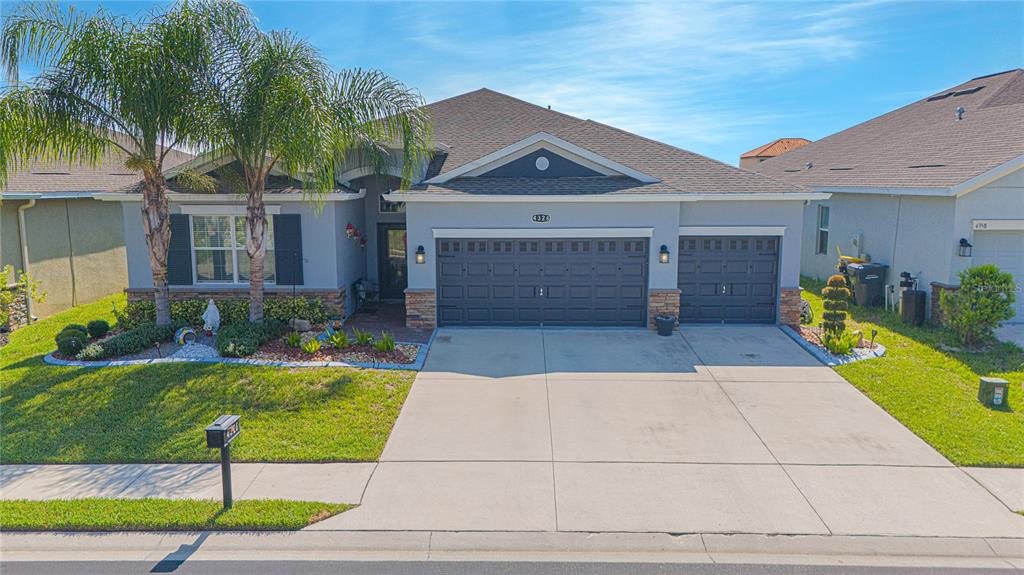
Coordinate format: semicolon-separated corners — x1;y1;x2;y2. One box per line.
798;325;879;350
254;339;419;365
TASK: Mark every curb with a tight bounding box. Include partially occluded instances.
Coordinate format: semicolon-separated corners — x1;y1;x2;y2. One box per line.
42;332;433;372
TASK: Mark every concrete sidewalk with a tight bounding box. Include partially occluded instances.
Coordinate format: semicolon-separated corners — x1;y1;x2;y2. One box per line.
0;463;374;504
2;531;1022;569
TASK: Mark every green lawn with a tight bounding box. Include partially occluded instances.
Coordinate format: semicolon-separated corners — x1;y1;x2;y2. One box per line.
0;499;350;531
0;294;414;463
801;277;1024;466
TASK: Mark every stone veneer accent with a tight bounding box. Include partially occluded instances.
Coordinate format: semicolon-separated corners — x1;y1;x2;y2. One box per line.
779;287;803;327
929;282;957;325
125;287;346;318
2;284;30;331
647;288;681;330
404;288;436;329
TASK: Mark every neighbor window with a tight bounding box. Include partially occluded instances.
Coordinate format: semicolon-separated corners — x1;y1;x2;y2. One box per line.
192;215;275;283
815;205;830;255
379;192;405;213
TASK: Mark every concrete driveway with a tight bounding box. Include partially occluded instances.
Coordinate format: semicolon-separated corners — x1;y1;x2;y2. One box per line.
313;327;1024;537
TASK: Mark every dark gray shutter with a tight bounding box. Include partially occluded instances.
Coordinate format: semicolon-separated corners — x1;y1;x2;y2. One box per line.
167;214;193;285
273;214;304;285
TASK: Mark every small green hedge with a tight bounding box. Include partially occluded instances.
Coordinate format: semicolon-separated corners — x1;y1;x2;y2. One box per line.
215;320;288;357
115;297;328;330
76;323;180;360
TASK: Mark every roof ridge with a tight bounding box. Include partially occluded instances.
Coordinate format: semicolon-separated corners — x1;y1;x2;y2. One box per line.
970;68;1023;81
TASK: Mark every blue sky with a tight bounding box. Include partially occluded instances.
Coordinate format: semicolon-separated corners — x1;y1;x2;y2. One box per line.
7;1;1023;165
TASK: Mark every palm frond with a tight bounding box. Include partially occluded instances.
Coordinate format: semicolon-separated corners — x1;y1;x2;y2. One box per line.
174;167;217;194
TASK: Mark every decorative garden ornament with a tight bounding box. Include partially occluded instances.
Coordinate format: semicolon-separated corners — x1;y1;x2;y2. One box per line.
202;299;221;334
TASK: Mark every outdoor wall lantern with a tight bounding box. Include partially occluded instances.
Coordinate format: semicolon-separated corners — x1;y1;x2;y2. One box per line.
415;245;426;264
659;245;671;264
958;238;973;257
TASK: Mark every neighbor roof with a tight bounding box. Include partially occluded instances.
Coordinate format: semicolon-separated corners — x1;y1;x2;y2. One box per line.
752;69;1024;189
1;146;193;195
415;88;803;195
741;138;811;159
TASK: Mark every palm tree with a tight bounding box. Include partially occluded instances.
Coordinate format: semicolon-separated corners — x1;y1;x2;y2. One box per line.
200;21;431;322
0;1;249;325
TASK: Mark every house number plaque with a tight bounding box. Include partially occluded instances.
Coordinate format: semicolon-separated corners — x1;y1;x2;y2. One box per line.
532;214;550;223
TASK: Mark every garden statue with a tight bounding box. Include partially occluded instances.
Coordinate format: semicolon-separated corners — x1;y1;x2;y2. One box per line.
202;299;221;334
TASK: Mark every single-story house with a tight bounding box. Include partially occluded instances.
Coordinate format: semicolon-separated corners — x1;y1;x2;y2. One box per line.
751;69;1024;322
0;147;192;323
102;88;826;329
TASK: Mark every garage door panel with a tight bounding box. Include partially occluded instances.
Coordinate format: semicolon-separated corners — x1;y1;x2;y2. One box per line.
679;235;779;324
972;231;1023;321
436;237;648;327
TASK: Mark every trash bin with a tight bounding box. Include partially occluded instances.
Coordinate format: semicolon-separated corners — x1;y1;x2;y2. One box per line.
900;289;926;326
655;315;676;336
847;262;888;306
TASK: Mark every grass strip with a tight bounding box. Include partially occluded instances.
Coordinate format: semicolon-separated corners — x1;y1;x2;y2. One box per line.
0;498;351;531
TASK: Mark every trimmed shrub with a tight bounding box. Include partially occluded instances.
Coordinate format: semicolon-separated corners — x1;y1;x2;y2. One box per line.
114;301;156;330
86;320;110;339
215;320;287;358
170;299;207;326
55;331;86;356
265;297;328;324
74;322;179;360
373;332;396;353
115;297;326;330
59;327;89;341
940;264;1017;346
821;275;851;335
62;324;88;336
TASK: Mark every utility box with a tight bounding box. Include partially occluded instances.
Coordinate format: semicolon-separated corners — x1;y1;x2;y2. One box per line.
978;377;1009;408
847;262;888;307
900;290;927;326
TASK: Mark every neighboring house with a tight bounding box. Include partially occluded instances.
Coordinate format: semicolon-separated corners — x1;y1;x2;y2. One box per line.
739;138;811;169
105;88;825;328
753;69;1024;322
0;147;192;321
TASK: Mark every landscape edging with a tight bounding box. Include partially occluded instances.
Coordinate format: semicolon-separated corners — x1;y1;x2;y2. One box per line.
780;324;886;367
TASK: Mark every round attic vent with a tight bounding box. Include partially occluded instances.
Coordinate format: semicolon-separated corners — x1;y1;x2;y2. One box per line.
535;156;550;171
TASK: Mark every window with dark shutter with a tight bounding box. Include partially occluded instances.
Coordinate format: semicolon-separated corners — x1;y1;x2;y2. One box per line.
167;214;193;285
272;214;304;285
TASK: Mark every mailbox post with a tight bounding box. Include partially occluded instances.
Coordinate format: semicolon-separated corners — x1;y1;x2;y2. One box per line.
205;415;241;509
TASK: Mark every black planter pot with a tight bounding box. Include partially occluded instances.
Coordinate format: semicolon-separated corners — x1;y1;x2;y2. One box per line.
655;315;676;336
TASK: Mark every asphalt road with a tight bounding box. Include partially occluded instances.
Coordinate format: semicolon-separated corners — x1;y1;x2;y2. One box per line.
1;562;1015;575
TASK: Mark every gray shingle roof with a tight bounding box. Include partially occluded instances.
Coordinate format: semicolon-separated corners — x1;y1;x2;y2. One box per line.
1;146;193;195
409;176;680;196
752;69;1024;189
422;89;804;194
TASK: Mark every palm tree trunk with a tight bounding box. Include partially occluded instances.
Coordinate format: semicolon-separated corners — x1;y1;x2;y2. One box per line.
140;176;172;325
246;180;267;324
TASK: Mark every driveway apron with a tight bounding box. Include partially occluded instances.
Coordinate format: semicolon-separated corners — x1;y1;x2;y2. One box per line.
312;327;1024;537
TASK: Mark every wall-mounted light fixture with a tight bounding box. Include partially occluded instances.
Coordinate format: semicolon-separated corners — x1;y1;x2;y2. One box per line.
958;238;972;257
659;244;671;264
415;245;426;264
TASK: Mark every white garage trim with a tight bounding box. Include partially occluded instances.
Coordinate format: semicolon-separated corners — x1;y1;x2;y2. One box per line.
180;204;281;215
973;219;1024;232
432;227;654;238
678;226;786;236
388;192;829;203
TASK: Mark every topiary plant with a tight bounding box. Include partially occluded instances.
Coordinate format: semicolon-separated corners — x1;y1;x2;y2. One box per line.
940;264;1016;346
87;320;110;338
55;331;86;356
821;274;851;335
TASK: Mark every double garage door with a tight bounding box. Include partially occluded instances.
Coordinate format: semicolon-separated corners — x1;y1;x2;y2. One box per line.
436;237;648;327
434;235;781;326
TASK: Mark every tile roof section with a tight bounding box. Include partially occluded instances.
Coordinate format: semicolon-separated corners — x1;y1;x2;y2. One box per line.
2;146;193;195
752;69;1024;189
741;138;812;159
422;88;804;194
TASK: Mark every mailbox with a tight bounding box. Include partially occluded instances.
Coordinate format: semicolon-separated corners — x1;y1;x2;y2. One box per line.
206;414;241;449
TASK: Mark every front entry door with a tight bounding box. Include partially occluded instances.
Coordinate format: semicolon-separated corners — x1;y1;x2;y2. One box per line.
378;224;408;300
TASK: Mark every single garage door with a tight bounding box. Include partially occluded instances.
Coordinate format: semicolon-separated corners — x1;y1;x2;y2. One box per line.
436;237;648;327
972;231;1024;321
678;235;780;323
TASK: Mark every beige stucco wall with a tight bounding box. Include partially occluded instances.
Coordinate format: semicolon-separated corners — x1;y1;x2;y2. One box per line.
0;198;127;317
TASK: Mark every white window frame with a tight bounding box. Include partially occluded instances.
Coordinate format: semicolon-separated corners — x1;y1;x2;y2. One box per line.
189;214;276;285
815;205;830;255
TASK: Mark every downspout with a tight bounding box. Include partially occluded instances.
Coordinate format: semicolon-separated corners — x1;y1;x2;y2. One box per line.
16;199;36;322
